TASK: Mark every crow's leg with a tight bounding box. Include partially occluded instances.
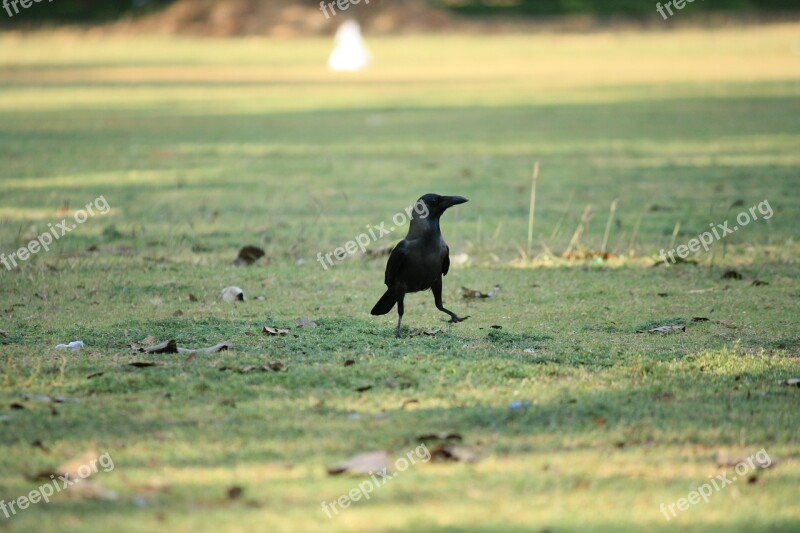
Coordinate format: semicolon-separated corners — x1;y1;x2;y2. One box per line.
395;292;405;338
432;277;470;323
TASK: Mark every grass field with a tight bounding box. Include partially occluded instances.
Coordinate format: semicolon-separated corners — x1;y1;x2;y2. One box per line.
1;23;799;532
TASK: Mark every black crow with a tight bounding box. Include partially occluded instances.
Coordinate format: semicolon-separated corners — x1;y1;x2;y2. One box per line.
371;193;470;337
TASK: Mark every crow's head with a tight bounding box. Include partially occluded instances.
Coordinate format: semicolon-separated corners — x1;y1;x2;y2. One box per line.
414;193;468;220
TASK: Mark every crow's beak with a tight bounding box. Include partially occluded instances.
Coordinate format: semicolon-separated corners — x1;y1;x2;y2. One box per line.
443;196;468;208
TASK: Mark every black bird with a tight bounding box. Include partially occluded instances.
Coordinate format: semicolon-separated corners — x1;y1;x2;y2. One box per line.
371;193;470;337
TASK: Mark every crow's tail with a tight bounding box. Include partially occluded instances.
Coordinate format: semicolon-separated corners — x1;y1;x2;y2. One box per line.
371;290;396;315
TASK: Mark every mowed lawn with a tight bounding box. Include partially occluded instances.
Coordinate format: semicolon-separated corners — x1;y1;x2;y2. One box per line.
0;23;799;532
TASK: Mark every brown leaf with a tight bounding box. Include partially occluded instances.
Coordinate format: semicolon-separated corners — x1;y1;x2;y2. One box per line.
309;396;323;408
31;439;50;452
461;285;500;299
128;335;158;350
721;270;743;280
262;326;289;336
143;340;178;354
57;449;103;480
233;246;265;266
411;328;441;337
417;431;463;443
264;361;286;372
429;443;482;463
328;451;390;476
296;316;318;328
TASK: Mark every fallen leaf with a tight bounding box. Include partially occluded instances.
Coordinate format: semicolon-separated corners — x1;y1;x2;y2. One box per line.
461;285;500;299
429;444;482;463
222;286;245;302
31;439;49;452
417;431;463;443
177;341;231;354
264;361;286;372
128;335;158;350
57;449;101;479
411;328;441;337
721;270;743;280
643;325;686;334
219;398;236;408
262;326;289;336
22;394;75;404
328;451;390;476
309;396;323;408
142;340;178;354
296;316;318;328
233;246;265;266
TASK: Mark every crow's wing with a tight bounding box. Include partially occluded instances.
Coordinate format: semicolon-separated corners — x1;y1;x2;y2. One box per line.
384;240;409;286
442;244;450;277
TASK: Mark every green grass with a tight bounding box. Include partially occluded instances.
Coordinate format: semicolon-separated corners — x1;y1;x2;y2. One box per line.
0;24;799;532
